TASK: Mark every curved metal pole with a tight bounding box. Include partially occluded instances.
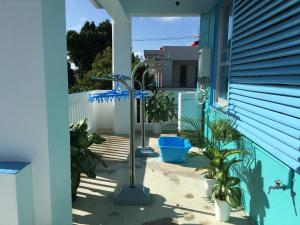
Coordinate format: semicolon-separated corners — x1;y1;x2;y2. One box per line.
92;76;136;188
134;79;145;147
131;61;146;89
141;69;151;147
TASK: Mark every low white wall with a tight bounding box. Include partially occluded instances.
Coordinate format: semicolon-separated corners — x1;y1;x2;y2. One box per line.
69;90;114;132
69;89;196;133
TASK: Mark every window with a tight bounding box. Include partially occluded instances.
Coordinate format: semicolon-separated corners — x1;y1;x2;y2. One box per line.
179;65;187;87
215;0;233;107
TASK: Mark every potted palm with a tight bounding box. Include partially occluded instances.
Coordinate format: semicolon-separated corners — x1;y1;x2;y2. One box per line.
70;119;107;201
188;118;241;198
179;117;206;149
146;85;177;134
211;148;244;221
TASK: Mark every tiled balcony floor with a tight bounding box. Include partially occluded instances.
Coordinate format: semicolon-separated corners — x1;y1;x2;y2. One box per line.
72;133;252;225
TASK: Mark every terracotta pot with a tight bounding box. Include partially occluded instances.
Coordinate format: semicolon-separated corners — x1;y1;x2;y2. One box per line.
214;199;231;222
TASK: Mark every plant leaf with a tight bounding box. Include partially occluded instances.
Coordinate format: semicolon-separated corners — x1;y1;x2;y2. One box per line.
226;187;242;208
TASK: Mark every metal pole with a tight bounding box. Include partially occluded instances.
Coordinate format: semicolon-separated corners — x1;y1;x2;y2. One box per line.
141;69;151;147
135;79;145;147
131;61;146;90
92;76;135;188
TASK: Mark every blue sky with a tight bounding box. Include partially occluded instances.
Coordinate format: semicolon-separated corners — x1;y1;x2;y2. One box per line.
66;0;200;58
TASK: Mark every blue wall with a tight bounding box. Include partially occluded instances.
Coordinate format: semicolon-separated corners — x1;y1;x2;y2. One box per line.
205;106;299;225
200;1;300;224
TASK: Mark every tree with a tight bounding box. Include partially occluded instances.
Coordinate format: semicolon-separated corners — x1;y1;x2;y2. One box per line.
67;20;112;74
67;62;76;88
69;46;112;93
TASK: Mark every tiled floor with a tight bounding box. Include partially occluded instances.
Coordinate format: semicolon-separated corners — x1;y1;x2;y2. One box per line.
72;134;252;225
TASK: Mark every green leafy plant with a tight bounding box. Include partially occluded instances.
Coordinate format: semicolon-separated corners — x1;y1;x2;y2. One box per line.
208;118;240;148
189;119;244;182
146;85;177;123
70;119;106;199
211;148;245;208
205;119;245;207
189;145;219;179
179;117;207;149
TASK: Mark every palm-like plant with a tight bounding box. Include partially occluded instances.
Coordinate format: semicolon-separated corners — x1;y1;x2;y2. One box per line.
179;117;207;149
211;148;245;208
70;119;107;200
208;119;240;148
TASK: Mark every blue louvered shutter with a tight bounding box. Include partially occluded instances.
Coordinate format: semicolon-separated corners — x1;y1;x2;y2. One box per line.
228;0;300;172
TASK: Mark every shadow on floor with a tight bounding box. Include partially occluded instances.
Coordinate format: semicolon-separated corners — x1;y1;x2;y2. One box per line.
73;134;252;225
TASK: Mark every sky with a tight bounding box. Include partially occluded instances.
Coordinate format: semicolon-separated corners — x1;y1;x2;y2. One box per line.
66;0;200;58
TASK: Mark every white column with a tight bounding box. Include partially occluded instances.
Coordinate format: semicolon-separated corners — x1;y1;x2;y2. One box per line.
112;18;132;134
0;1;72;225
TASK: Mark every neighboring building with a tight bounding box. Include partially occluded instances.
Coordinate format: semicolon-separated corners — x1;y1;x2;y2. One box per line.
144;45;199;89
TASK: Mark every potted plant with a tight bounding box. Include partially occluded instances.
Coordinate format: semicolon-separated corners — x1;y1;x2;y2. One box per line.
70;119;107;201
179;117;217;197
211;148;244;222
179;117;207;149
146;85;177;134
188;118;241;198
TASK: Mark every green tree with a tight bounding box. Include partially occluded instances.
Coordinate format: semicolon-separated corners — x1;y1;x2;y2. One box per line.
67;62;76;88
67;20;112;74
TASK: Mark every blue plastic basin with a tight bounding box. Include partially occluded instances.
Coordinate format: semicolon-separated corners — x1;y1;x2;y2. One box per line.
158;136;192;163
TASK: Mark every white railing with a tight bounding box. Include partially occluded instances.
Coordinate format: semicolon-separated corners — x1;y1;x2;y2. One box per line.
69;90;114;131
69;89;197;133
69;91;93;128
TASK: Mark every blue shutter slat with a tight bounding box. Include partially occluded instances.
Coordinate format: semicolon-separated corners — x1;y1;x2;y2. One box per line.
232;16;300;49
231;56;299;71
229;110;300;151
229;100;300;130
234;1;299;36
230;84;300;97
233;120;300;161
231;76;300;85
230;89;300;108
229;94;300;118
228;106;300;139
231;66;300;77
232;27;300;54
234;0;279;27
229;0;300;171
232;39;300;60
233;7;300;43
234;0;253;13
235;125;300;173
231;49;300;66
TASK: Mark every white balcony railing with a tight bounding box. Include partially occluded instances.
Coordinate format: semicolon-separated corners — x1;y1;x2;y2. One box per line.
69;89;197;133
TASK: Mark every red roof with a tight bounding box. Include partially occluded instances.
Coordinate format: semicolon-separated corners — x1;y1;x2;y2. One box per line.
191;41;199;46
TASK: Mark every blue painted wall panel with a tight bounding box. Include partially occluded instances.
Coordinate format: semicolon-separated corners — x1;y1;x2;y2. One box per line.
201;0;300;224
228;0;300;171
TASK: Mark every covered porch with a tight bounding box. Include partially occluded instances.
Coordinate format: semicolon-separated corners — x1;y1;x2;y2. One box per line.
72;133;250;225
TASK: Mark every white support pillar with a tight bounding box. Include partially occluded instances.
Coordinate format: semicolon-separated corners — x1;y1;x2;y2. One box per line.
112;17;132;134
0;1;72;225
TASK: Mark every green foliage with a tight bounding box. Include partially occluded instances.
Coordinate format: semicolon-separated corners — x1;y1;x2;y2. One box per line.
203;119;245;207
146;85;177;123
179;117;207;149
70;119;106;195
67;20;112;73
211;148;245;208
69;46;113;93
208;119;240;147
188;118;245;205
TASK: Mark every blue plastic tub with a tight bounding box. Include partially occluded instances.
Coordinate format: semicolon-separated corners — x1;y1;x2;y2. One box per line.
158;136;192;163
